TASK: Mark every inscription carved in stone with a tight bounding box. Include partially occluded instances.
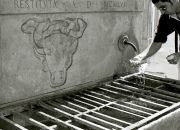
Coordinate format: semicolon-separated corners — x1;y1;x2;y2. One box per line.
13;0;126;9
21;17;87;87
0;0;143;14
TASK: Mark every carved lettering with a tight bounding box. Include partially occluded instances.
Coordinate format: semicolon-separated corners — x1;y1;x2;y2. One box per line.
14;0;19;8
48;0;52;8
43;0;47;7
36;1;38;8
87;1;91;8
30;0;34;8
104;1;126;8
13;0;128;10
53;0;57;8
39;0;42;8
119;2;126;7
25;0;30;8
73;1;77;8
109;1;113;7
20;0;24;8
13;0;58;9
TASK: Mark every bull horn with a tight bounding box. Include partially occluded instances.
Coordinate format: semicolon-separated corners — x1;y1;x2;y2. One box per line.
21;18;41;34
69;18;87;38
33;19;51;48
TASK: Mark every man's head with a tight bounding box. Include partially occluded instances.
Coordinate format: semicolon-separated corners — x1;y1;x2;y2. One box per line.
152;0;178;15
152;0;171;4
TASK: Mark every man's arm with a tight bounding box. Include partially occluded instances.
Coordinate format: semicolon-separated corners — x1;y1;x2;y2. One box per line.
130;42;163;66
137;42;163;60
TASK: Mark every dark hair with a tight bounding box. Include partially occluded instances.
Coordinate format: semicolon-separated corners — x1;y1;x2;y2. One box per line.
152;0;170;4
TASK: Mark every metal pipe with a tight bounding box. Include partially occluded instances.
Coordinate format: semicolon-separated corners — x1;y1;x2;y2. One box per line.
123;40;138;53
118;34;138;53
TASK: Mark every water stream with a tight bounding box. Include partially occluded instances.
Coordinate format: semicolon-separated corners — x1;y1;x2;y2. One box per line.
121;51;146;88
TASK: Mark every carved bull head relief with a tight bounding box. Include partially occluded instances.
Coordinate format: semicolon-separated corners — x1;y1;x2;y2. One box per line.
21;17;87;87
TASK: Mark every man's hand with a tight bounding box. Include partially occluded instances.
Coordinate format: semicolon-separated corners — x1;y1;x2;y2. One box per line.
129;56;142;67
166;53;180;64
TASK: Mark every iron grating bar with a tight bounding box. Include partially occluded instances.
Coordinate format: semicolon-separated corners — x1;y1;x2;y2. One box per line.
82;113;124;129
55;99;88;112
156;85;166;89
144;73;180;85
104;83;173;106
28;109;84;130
82;92;109;103
117;78;180;99
106;83;174;106
65;96;97;108
47;101;80;115
135;92;174;106
40;102;111;130
74;93;145;119
73;117;111;130
109;83;174;106
72;94;103;106
65;96;128;118
111;81;180;103
74;101;116;117
151;96;175;105
122;102;158;114
138;76;180;89
107;105;145;120
86;90;157;114
13;112;54;130
98;86;164;110
2;73;180;130
50;99;126;126
84;90;115;102
91;111;131;126
40;102;73;118
56;99;131;126
125;100;180;130
62;96;134;125
0;116;28;130
138;98;168;108
83;91;152;117
71;94;145;120
111;103;151;117
56;97;124;128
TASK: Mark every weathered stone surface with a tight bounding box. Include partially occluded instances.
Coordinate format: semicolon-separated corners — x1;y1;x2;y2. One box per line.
0;0;144;105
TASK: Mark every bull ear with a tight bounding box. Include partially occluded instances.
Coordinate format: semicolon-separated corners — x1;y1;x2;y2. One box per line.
21;19;39;34
68;18;87;38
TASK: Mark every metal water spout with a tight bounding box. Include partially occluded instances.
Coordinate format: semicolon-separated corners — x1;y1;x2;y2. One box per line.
118;34;138;53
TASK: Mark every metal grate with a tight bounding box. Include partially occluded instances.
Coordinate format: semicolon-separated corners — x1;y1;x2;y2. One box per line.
1;73;180;130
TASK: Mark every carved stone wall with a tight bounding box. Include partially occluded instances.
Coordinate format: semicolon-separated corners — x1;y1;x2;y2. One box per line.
0;0;144;105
